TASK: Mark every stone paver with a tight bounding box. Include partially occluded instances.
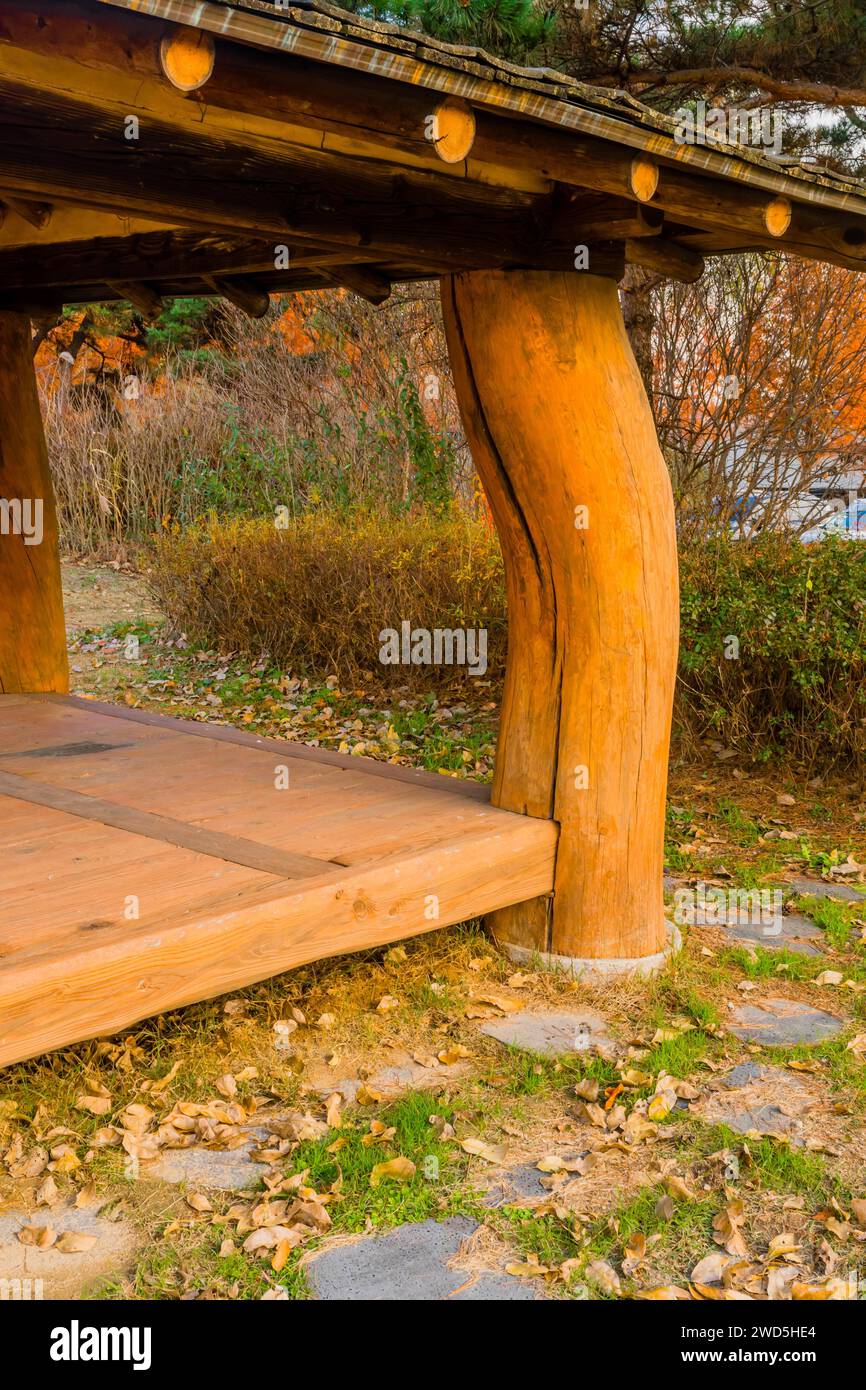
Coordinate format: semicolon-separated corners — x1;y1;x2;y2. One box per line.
675;902;823;954
701;1062;816;1137
317;1062;464;1105
720;1061;770;1088
784;876;865;903
306;1216;540;1301
480;1009;616;1059
723;911;823;956
482;1164;552;1206
0;1204;136;1299
143;1142;269;1191
728;997;843;1046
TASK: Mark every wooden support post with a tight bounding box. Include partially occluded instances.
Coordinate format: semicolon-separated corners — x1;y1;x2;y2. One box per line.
442;270;679;970
0;311;68;694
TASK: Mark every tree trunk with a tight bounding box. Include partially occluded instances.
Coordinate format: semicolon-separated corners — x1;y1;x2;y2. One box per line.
0;311;69;694
619;263;659;411
442;269;678;965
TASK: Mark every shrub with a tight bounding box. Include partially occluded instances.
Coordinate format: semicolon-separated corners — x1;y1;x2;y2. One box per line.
149;511;506;690
151;520;866;768
677;534;866;768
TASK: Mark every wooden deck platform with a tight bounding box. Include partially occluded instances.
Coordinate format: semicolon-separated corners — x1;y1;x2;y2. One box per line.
0;695;557;1067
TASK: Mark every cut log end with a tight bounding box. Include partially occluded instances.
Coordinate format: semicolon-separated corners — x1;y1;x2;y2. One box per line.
431;97;476;165
630;156;659;204
764;196;793;238
159;26;216;93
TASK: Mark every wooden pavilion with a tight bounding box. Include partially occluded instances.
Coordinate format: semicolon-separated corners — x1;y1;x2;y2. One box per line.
2;0;865;1065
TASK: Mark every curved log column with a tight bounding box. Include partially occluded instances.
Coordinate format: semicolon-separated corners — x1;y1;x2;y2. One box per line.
0;311;68;694
441;270;678;964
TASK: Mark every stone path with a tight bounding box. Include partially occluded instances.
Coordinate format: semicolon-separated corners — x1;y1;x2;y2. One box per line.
722;911;823;955
728;997;844;1046
0;1204;136;1299
698;1063;816;1138
784;876;865;903
481;1008;617;1059
143;1142;269;1192
674;902;824;954
305;1216;541;1301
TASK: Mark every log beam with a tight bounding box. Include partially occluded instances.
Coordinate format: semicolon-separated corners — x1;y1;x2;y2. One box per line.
3;1;866;275
0;195;52;229
106;279;164;319
442;270;678;967
0;311;68;694
204;275;270;318
626;236;705;283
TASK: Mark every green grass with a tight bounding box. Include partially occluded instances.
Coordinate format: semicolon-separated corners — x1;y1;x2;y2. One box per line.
724;944;820;982
119;1235;303;1301
714;799;762;847
641;1029;711;1078
579;1183;717;1289
287;1090;480;1234
494;1205;581;1266
796;895;860;950
497;1048;619;1098
687;1122;833;1198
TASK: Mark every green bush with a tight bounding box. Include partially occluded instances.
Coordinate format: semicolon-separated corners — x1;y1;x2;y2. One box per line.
150;520;866;768
678;534;866;767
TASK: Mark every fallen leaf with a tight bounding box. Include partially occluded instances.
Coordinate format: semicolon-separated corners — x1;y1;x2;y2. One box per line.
766;1232;801;1259
574;1079;600;1102
17;1225;56;1249
713;1201;749;1257
586;1260;621;1295
648;1091;675;1121
471;991;522;1013
691;1252;731;1285
369;1157;416;1187
460;1137;507;1165
577;1101;607;1128
506;1258;550;1278
536;1154;589;1175
355;1084;384;1105
35;1175;59;1207
55;1231;97;1254
148;1062;181;1093
272;1238;292;1273
637;1285;690;1300
666;1175;697;1202
815;971;844;987
622;1232;647;1275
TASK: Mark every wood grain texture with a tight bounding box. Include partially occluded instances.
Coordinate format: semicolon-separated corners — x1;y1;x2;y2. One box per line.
0;695;557;1064
442;270;678;961
0;812;555;1067
0;311;69;695
0;768;343;879
47;694;493;800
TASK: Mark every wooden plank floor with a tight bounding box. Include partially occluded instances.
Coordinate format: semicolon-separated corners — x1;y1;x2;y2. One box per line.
0;695;557;1066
